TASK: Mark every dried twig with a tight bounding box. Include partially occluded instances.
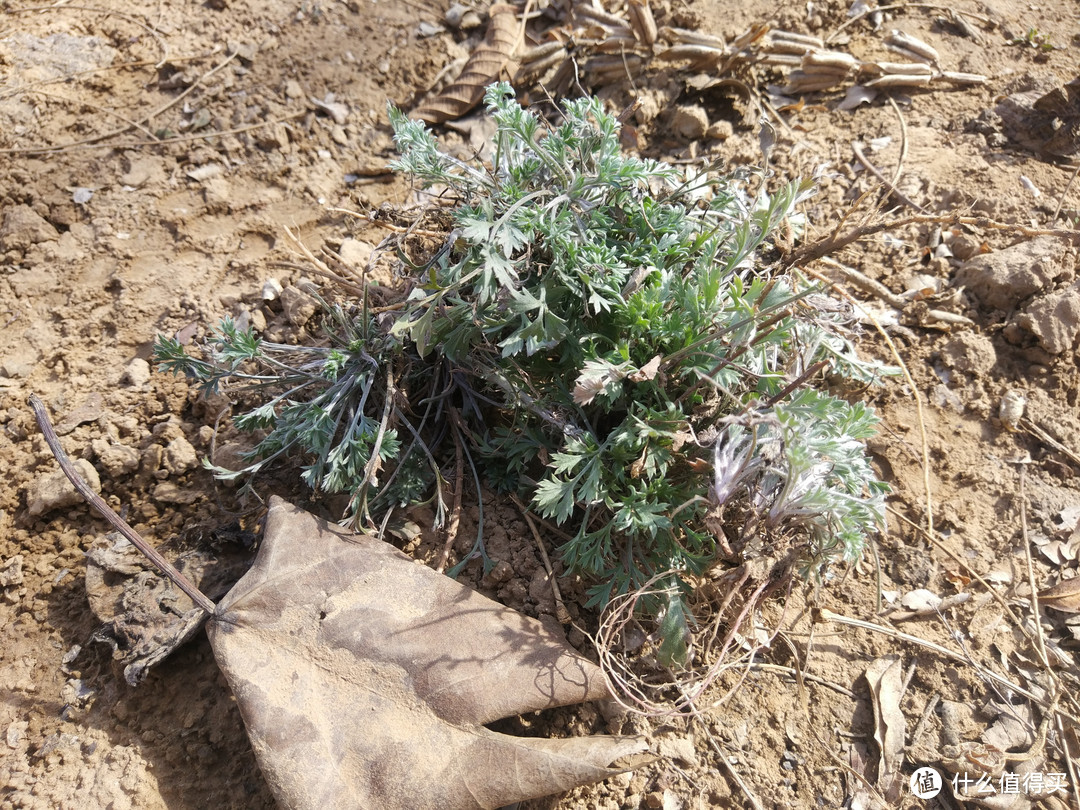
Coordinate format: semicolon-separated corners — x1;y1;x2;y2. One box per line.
28;394;215;613
1051;163;1079;225
1018;465;1053;672
281;224;366;297
118;112;305;148
852;142;925;210
692;711;766;810
817;608;1080;723
1022;417;1080;470
788;211;1080;267
750;663;856;698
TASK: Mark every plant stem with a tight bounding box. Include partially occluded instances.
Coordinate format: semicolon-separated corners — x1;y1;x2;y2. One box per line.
28;393;216;614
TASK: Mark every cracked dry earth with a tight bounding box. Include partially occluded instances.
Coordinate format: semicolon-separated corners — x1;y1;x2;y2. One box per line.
1;0;1079;808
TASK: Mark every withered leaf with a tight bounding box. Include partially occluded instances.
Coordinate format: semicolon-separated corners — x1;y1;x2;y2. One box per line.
412;4;519;124
865;655;906;804
573;359;628;405
86;530;253;685
628;354;662;383
1038;576;1080;613
207;498;647;809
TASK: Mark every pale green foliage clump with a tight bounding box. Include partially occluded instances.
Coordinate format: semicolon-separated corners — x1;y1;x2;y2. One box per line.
157;83;890;661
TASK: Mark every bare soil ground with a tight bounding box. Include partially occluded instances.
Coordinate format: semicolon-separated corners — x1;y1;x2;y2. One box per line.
1;0;1079;808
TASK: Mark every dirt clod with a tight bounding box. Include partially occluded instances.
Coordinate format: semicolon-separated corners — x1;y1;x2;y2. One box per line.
0;205;59;253
955;236;1070;311
1016;281;1080;354
25;458;100;516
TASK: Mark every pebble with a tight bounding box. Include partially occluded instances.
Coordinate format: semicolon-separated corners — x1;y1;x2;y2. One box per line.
26;459;101;517
91;439;140;478
281;285;317;327
339;238;373;268
939;332;996;375
954;236;1070;311
249;307;267;332
706;119;734;140
1016;281;1080;355
0;554;24;588
53;392;104;435
119;156;164;188
152;482;200;504
998;389;1026;430
656;734;698;767
670;105;709;141
140;443;164;476
0;205;59;252
120;358;152;388
163;436;199;475
262;278;283;302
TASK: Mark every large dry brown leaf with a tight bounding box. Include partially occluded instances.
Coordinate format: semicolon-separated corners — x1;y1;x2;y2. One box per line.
412;4;519;124
207;497;646;810
865;655;906;804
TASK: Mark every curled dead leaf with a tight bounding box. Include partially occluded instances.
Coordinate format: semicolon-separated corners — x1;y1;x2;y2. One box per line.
1038;576;1080;613
628;355;662;383
865;655;906;803
413;5;519;124
626;0;657;46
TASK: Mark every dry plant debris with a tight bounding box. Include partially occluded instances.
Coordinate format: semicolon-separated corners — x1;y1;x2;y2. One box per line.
29;396;648;810
413;1;988;126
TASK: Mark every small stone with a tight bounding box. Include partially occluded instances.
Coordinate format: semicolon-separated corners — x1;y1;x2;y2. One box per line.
481;559;514;586
0;554;23;588
26;459;101;516
955;236;1073;311
119;156;164;188
163;436;199;474
6;720;27;749
0;205;59;252
226;40;257;63
998;389;1026;430
939;332;996;375
706;119;734;140
656;734;698;767
284;79;303;99
670;105;709;140
152;481;200;504
262;278;283;301
53;392;104;436
1015;281;1080;355
140;443;163;476
249;307;267;332
331;125;349;146
280;285;317;327
120;358;152;388
94;441;140;478
949;234;981;261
